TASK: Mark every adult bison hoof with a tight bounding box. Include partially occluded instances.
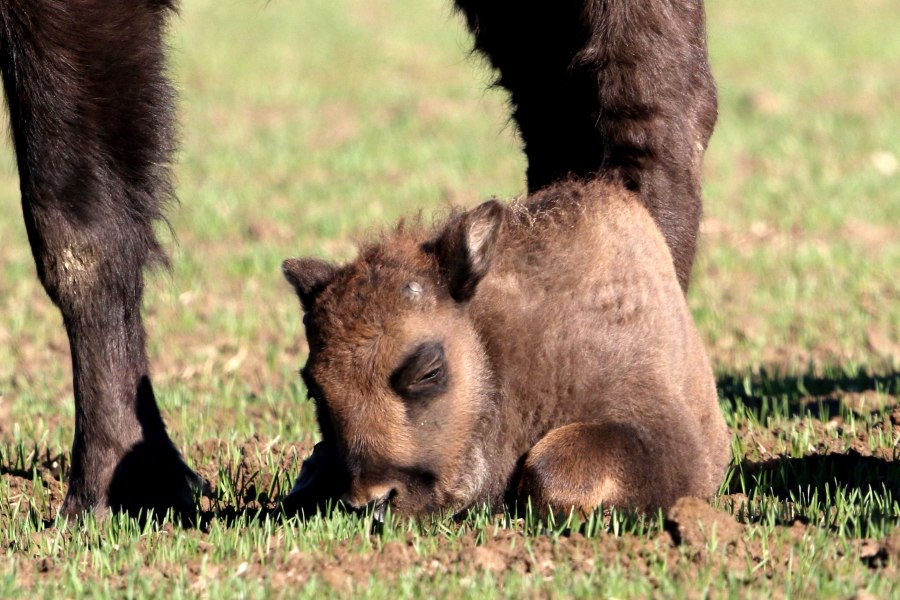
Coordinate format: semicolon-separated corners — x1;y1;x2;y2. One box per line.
62;439;201;523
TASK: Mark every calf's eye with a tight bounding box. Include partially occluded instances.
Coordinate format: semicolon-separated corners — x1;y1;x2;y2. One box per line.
390;342;449;401
418;366;443;384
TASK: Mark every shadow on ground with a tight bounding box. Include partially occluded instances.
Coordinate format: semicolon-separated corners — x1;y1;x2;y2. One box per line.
717;367;900;420
729;450;899;498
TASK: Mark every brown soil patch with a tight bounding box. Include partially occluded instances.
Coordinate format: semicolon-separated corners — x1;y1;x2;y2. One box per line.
180;507;899;595
731;400;900;463
191;435;311;513
187;528;679;594
0;448;66;521
2;432;899;595
3;428;898;594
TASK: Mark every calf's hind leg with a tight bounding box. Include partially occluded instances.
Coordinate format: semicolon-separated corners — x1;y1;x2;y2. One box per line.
518;422;705;516
0;0;196;518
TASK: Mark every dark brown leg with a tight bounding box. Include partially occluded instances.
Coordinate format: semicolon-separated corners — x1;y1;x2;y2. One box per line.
518;422;705;516
454;0;717;290
0;0;197;518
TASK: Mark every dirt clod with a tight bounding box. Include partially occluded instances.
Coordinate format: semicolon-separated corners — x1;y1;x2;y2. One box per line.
665;496;743;549
471;545;507;573
859;533;900;569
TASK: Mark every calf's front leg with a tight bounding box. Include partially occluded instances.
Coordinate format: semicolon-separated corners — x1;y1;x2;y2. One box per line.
518;421;707;517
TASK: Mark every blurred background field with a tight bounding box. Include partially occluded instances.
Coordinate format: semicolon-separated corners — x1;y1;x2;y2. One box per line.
0;0;898;597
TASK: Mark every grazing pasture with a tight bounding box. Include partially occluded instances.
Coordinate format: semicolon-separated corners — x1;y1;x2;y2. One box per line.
0;0;898;596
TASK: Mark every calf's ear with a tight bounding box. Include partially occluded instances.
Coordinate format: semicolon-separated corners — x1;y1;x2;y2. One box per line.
282;258;337;312
432;199;504;302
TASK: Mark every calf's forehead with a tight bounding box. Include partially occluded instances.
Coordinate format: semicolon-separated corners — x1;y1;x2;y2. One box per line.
305;265;447;380
309;310;459;381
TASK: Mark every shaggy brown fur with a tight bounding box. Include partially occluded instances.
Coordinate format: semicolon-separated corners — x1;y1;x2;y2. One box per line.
281;179;730;517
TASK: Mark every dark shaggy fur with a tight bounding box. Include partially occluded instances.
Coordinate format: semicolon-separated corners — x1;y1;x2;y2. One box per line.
282;179;731;518
455;0;718;290
0;0;195;517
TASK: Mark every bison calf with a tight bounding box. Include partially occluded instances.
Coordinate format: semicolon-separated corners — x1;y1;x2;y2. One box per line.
281;179;730;518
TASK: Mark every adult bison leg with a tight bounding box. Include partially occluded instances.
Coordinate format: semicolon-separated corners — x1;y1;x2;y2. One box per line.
0;0;196;518
454;0;718;290
517;421;708;516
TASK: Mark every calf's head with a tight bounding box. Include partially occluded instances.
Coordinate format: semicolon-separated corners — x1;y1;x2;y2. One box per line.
283;200;505;516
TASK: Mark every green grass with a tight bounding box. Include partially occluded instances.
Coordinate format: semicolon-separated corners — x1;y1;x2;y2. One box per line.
1;0;899;597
